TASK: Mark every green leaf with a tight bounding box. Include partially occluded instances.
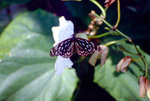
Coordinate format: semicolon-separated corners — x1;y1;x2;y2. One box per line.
94;42;150;101
0;9;78;101
0;9;58;59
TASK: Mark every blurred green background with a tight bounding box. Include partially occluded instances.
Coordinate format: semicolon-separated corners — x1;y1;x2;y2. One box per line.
0;0;150;101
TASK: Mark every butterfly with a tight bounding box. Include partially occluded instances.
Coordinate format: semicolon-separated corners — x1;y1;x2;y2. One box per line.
50;35;101;58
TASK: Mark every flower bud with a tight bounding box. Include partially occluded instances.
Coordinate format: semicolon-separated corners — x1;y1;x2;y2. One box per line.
89;10;96;19
115;56;132;72
104;0;116;7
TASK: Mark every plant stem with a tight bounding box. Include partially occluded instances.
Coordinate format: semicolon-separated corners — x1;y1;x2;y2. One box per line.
118;45;139;56
89;0;106;17
105;39;128;46
103;19;148;78
89;0;148;78
88;32;110;38
131;58;142;62
93;9;148;78
130;41;149;78
102;19;131;41
114;0;121;28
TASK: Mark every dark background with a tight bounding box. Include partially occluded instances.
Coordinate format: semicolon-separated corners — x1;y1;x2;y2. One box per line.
0;0;150;101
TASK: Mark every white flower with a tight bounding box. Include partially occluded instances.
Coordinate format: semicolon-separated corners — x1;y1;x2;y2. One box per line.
52;16;74;46
52;16;74;75
55;56;73;75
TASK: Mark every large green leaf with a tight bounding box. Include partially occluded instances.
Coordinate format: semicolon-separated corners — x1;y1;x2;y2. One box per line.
0;9;78;101
0;9;58;59
94;42;150;101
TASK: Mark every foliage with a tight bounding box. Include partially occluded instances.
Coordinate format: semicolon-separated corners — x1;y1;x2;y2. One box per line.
94;42;150;101
0;9;78;101
0;0;150;101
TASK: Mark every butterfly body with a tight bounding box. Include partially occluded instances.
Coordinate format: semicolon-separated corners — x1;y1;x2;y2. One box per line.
50;36;100;58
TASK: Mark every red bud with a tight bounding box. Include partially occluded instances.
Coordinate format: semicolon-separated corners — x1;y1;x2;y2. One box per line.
104;0;116;7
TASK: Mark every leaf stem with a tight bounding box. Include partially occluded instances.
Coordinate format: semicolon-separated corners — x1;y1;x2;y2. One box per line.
114;0;121;28
92;9;148;77
77;0;148;78
88;32;110;38
105;39;128;47
130;40;149;78
103;19;148;77
89;0;106;17
103;18;148;78
102;19;131;41
131;58;142;62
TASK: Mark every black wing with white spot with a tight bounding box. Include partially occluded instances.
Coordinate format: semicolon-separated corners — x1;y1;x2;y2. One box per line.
50;45;59;57
75;37;101;56
50;38;74;58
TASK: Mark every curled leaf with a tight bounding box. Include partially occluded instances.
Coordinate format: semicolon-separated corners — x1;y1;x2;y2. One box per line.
139;76;146;98
100;45;109;66
115;56;132;72
89;45;108;67
89;51;101;66
104;0;116;7
146;79;150;99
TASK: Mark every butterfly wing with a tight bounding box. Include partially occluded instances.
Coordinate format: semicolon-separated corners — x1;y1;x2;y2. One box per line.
50;45;59;56
50;38;74;58
75;37;100;56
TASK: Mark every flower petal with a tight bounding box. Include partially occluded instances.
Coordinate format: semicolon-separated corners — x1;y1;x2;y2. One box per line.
55;56;73;75
52;16;74;46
